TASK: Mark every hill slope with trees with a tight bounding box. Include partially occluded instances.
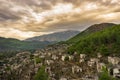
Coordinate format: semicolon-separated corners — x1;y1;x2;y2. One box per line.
0;37;54;52
67;24;120;56
67;23;116;43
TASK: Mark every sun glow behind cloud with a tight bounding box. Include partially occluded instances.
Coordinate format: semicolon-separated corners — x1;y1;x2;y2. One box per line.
0;0;120;40
84;3;98;10
0;27;51;39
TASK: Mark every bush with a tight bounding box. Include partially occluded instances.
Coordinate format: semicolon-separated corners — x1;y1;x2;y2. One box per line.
99;44;110;56
99;67;116;80
35;57;41;64
34;66;48;80
65;56;69;61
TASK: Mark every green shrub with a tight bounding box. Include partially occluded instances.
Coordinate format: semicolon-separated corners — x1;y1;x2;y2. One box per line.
34;66;48;80
99;67;117;80
35;57;41;64
99;44;110;56
65;56;69;61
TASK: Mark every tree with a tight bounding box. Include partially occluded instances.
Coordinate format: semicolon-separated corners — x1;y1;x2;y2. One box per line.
34;66;48;80
99;67;116;80
99;44;110;56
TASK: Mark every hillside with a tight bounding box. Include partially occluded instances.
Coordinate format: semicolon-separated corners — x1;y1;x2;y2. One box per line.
25;30;80;42
0;37;54;52
67;23;116;43
67;24;120;56
0;30;79;52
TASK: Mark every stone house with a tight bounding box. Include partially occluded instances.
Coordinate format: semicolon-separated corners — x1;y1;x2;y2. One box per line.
72;65;82;74
83;75;98;80
97;53;102;58
68;55;74;61
108;57;120;65
59;77;67;80
79;54;86;63
61;55;74;61
108;65;120;78
113;67;120;78
97;63;106;72
52;55;58;60
61;55;66;61
45;60;54;65
80;54;86;59
88;58;99;67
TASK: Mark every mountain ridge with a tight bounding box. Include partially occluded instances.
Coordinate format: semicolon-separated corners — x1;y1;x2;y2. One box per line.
0;30;79;52
67;23;116;43
67;24;120;56
25;30;80;42
0;37;55;52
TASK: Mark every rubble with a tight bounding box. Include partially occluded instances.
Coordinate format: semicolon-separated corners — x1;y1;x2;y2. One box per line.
0;44;120;80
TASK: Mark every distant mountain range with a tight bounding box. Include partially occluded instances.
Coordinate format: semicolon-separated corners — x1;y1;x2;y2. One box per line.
0;23;117;53
0;30;80;52
0;37;55;52
25;30;80;42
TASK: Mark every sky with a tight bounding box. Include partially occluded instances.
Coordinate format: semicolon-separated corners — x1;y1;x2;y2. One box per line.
0;0;120;40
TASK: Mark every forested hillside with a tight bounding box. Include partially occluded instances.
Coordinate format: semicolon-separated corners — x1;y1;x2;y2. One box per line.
67;23;116;43
0;37;54;52
67;25;120;56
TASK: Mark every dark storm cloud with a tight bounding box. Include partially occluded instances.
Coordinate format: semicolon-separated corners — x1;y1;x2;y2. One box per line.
0;9;20;21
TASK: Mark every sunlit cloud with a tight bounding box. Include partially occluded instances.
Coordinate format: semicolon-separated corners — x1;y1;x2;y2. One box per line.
0;27;52;40
84;3;98;10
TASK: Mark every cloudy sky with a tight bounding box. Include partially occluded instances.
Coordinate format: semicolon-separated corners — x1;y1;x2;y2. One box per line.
0;0;120;40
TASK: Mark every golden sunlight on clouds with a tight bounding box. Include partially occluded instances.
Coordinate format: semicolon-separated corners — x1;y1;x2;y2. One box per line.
0;27;51;39
52;3;73;14
100;12;120;21
84;3;98;10
0;0;120;40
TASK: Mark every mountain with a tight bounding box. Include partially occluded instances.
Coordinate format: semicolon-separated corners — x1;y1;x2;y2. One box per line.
0;30;79;56
0;37;54;52
67;24;120;56
67;23;116;43
25;30;80;42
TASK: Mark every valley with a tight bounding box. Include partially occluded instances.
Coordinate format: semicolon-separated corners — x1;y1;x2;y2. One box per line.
0;0;120;80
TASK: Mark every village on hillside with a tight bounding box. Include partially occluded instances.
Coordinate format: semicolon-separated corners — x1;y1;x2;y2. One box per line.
0;44;120;80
